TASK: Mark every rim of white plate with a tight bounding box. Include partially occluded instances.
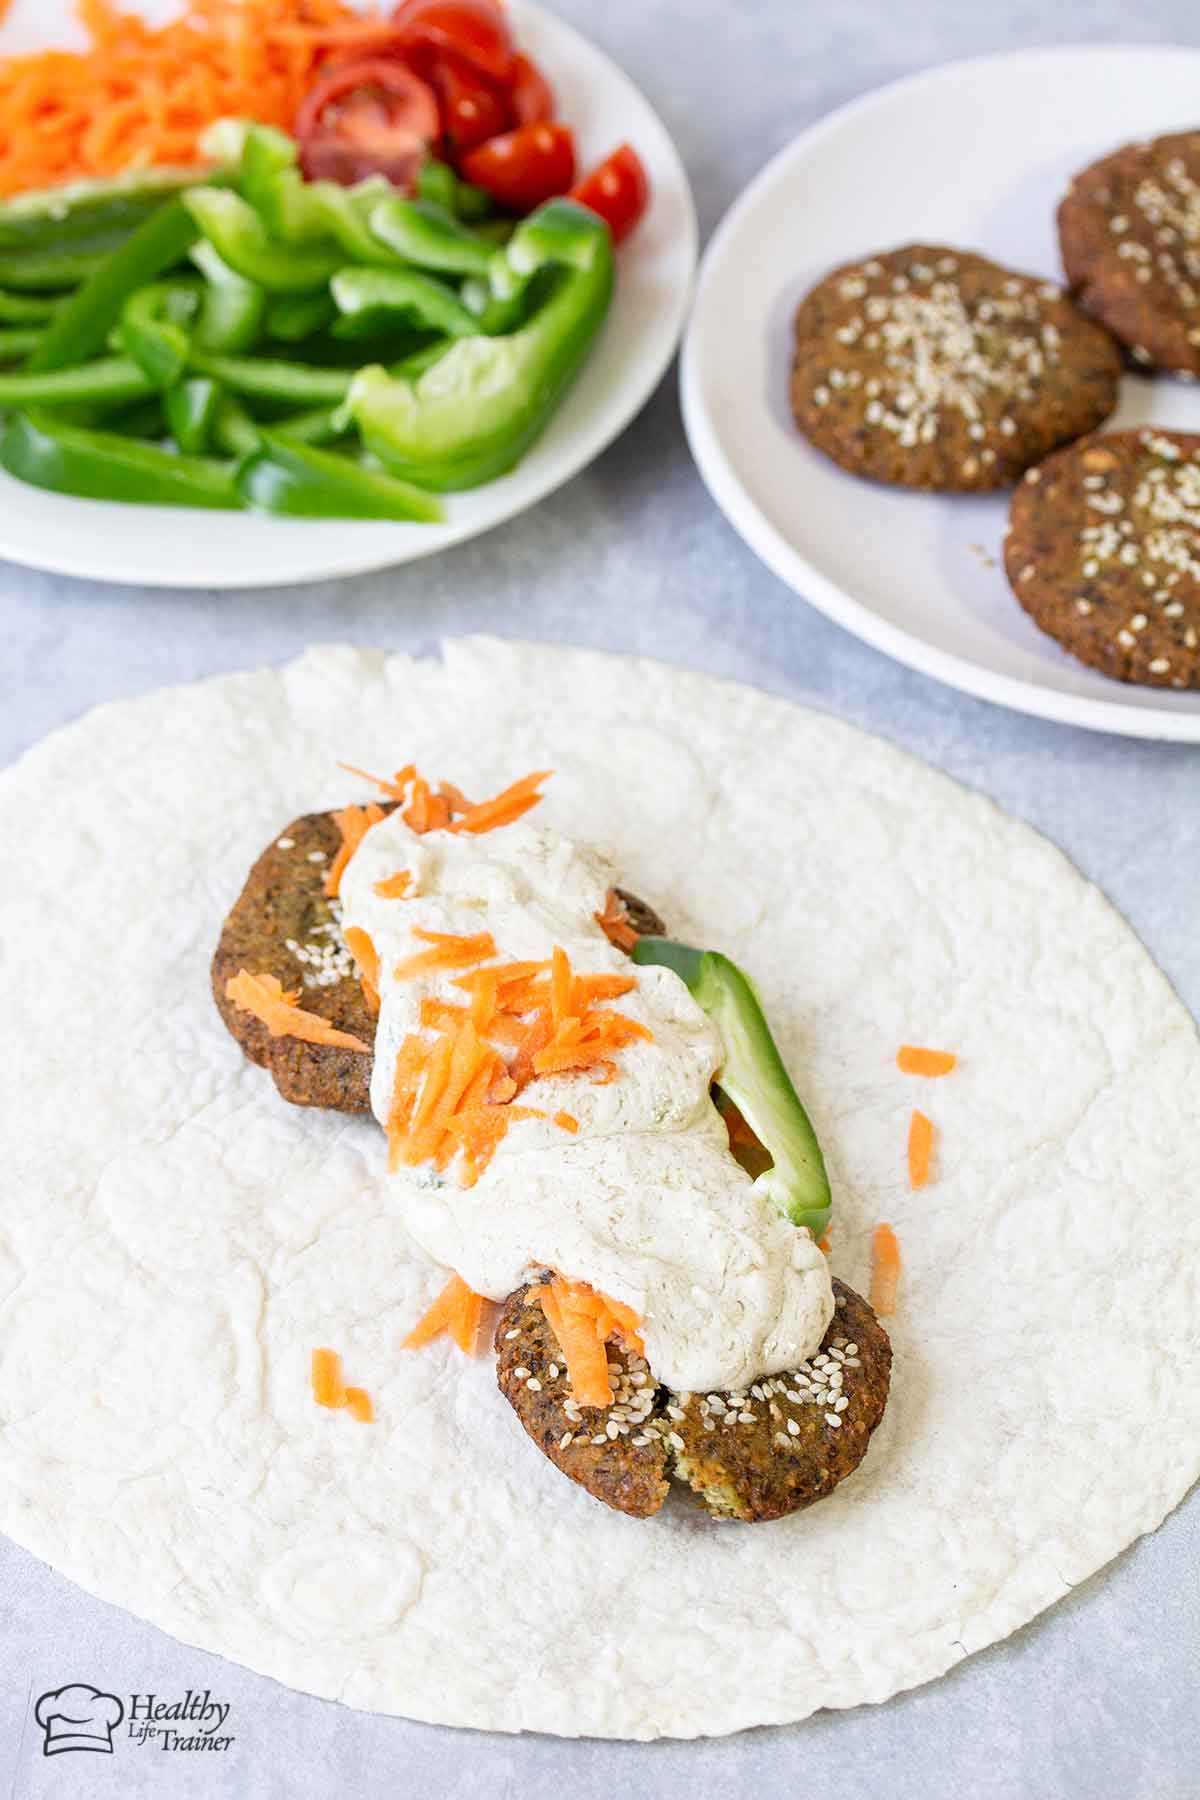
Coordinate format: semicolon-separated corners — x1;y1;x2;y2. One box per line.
680;44;1200;741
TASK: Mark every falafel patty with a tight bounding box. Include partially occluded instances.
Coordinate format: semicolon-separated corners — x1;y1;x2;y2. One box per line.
1058;130;1200;376
211;808;664;1114
1004;428;1200;689
496;1278;890;1523
790;244;1121;491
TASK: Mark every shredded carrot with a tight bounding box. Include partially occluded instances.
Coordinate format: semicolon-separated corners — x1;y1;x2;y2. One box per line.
402;1271;485;1355
817;1232;831;1254
595;888;639;952
374;870;412;899
536;1276;644;1407
870;1223;902;1317
343;1385;374;1423
338;761;413;800
0;0;380;197
554;1111;579;1133
448;770;552;836
324;802;385;900
226;968;370;1053
907;1108;934;1189
342;924;380;1013
897;1045;957;1077
393;927;496;981
311;1347;347;1409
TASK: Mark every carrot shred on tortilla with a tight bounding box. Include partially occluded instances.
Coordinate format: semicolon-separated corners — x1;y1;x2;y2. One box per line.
402;1271;485;1355
817;1232;831;1255
324;802;385;899
311;1347;347;1410
907;1108;934;1190
870;1223;902;1317
897;1044;958;1077
343;1385;374;1423
373;869;413;899
225;968;370;1053
554;1111;579;1134
0;0;375;198
338;760;413;800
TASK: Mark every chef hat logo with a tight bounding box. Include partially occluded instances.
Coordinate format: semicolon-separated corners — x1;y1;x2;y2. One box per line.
34;1684;124;1756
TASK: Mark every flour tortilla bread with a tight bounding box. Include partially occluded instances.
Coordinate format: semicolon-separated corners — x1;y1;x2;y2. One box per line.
2;638;1198;1740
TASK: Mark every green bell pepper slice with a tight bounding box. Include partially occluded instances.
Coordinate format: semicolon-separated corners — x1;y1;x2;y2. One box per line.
0;356;154;409
117;279;199;390
0;247;112;292
165;377;221;454
632;937;832;1240
0;410;240;509
184;188;341;295
189;350;352;407
329;267;477;342
367;197;494;278
190;241;266;354
416;158;495;224
28;199;198;372
0;167;220;254
211;394;262;458
233;128;392;267
236;432;443;522
210;394;348;457
0;290;64;325
0;327;41;364
267;291;339;342
344;198;613;491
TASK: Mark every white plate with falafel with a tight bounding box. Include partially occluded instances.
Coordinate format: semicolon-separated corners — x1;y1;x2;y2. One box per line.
682;44;1200;740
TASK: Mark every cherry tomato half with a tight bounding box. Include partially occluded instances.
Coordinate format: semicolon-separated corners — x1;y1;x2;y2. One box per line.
390;0;514;87
296;57;440;187
460;121;576;213
508;52;555;126
570;143;649;243
429;50;512;154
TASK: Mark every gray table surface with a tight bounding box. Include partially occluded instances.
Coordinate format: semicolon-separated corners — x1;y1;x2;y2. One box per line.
3;2;1199;1795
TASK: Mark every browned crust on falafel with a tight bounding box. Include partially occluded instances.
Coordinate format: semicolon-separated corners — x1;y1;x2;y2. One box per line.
1004;428;1200;689
211;810;380;1113
1058;132;1200;377
790;244;1121;492
668;1280;891;1523
497;1278;891;1524
495;1282;671;1519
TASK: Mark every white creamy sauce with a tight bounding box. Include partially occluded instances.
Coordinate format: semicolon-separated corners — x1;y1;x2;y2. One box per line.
339;810;833;1393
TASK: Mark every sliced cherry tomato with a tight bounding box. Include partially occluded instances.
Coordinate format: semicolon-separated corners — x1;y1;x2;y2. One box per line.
509;52;555;126
390;0;514;87
570;143;649;244
296;58;440;188
460;122;575;213
428;50;512;154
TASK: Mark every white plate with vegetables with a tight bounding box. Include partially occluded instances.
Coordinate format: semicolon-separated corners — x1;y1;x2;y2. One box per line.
0;0;696;587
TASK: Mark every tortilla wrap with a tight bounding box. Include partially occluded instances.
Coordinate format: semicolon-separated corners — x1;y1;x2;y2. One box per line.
2;637;1197;1739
